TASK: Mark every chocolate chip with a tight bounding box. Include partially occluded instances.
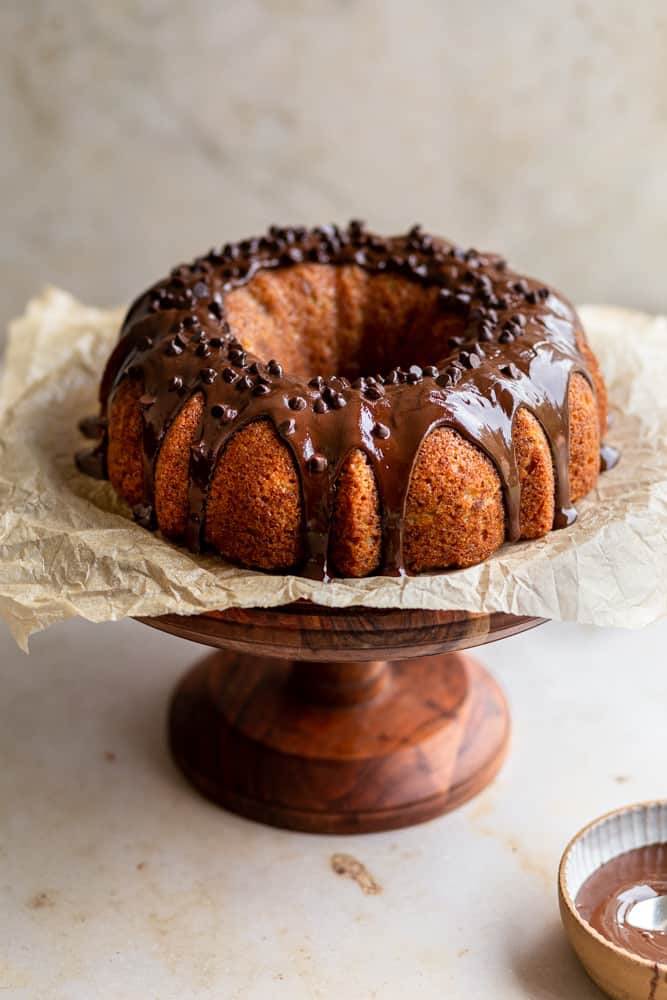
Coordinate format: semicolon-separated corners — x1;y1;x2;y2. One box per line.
308;246;329;263
200;368;217;383
423;365;439;377
307;455;328;474
236;375;253;391
365;385;384;400
513;279;529;294
331;393;347;409
267;360;283;377
525;290;539;304
192;281;209;298
309;376;324;390
313;398;328;414
252;383;270;396
352;377;366;390
281;247;303;264
196;343;211;357
222;367;238;383
211;403;225;418
448;335;464;349
373;422;390;439
168;375;183;391
208;337;223;349
208;300;223;319
498;330;515;344
132;504;154;529
165;340;183;356
278;418;296;436
500;363;520;378
384;370;399;385
137;335;153;351
288;396;307;411
459;351;481;369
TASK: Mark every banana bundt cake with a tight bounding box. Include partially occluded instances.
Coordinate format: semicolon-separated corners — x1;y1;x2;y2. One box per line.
77;222;616;580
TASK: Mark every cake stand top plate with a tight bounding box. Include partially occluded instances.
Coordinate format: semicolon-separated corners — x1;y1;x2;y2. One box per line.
137;603;545;662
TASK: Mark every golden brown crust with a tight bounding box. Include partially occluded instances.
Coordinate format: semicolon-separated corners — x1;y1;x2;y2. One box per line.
403;427;506;572
204;419;303;570
568;372;600;501
515;408;555;538
107;379;144;507
155;393;204;539
329;449;382;577
334;265;368;381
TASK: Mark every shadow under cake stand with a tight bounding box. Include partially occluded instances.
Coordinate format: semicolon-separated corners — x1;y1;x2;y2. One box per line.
138;605;545;834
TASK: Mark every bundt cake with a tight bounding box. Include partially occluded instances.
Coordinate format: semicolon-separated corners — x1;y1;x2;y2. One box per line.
77;222;617;580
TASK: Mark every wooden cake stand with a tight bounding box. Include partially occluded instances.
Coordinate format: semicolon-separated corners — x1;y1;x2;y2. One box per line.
139;605;545;835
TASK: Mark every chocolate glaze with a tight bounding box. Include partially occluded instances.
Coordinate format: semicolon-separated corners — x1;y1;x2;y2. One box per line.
76;222;616;579
576;843;667;964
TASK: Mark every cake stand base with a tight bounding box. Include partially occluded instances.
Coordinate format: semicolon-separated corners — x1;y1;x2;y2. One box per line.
168;648;509;834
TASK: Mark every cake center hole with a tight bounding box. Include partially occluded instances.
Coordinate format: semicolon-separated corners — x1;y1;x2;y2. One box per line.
227;264;466;380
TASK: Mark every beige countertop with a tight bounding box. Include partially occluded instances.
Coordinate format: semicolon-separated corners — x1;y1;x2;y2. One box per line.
2;614;663;998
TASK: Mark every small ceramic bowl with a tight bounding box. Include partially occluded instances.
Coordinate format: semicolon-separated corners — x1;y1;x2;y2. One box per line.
559;801;667;1000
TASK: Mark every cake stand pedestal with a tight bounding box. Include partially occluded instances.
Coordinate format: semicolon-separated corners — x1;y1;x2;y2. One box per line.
138;605;544;834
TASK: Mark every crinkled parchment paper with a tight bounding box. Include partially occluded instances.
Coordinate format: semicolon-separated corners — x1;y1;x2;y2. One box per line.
0;288;665;650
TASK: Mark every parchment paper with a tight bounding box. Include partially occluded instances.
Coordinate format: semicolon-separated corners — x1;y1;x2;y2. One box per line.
0;288;665;651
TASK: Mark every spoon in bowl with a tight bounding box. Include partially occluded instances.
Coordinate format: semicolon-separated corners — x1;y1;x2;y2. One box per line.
627;894;667;933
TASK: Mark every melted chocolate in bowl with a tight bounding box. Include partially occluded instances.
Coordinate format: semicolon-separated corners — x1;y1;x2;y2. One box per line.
576;843;667;963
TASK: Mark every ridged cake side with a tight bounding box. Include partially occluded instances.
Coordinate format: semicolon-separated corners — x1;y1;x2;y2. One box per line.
105;261;606;576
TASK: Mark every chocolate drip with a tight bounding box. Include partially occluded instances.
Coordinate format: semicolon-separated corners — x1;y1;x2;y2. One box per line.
76;222;617;578
600;442;620;472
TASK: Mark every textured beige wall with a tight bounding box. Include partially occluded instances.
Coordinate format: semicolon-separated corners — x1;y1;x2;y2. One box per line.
3;0;667;346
